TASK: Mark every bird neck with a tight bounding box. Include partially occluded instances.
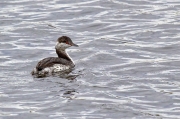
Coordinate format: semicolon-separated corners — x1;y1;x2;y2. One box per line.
56;49;71;61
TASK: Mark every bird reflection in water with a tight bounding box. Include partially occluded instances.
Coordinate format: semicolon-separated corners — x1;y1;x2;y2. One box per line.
62;89;77;99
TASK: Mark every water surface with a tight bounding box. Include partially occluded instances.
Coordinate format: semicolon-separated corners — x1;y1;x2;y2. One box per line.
0;0;180;119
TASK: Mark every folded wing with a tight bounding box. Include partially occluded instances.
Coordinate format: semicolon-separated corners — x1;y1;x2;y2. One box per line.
36;57;71;71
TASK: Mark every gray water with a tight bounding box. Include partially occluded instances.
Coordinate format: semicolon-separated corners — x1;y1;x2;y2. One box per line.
0;0;180;119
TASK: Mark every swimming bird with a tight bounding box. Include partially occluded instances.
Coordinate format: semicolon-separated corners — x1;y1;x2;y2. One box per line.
31;36;78;77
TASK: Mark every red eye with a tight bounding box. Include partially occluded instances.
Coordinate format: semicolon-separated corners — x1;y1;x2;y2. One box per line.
66;41;69;44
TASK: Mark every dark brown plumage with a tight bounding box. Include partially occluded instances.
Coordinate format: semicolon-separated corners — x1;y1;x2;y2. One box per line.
36;57;74;71
31;36;78;76
57;36;78;47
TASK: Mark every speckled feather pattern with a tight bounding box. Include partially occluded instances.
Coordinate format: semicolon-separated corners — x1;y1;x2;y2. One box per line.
32;64;71;76
31;36;78;77
31;57;75;76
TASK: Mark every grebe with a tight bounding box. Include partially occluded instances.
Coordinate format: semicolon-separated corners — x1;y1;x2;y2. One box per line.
31;36;78;77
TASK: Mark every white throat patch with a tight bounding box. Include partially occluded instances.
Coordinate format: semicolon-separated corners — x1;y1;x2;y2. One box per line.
55;42;71;50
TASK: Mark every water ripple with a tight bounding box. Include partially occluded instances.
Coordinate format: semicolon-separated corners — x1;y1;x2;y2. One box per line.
0;0;180;118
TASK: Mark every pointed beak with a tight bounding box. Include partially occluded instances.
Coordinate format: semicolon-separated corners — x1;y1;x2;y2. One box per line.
71;42;78;47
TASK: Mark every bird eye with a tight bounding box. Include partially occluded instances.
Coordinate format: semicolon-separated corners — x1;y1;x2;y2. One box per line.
66;41;69;44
